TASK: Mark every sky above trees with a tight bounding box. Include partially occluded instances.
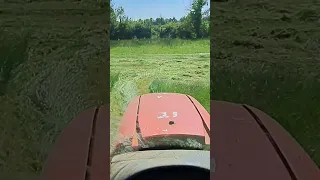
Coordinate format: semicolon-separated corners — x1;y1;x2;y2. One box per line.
112;0;209;20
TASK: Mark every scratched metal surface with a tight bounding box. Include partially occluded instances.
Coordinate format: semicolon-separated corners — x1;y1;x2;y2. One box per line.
112;93;210;156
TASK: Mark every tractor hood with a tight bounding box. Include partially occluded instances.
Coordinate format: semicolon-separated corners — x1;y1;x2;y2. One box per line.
112;93;210;155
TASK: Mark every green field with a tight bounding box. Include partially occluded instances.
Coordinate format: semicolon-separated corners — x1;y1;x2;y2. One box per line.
110;39;210;149
211;0;320;167
0;2;108;179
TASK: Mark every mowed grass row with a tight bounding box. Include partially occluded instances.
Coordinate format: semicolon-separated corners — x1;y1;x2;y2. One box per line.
110;39;210;148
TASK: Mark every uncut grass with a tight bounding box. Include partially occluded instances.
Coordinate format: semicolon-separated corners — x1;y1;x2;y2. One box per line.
149;79;210;112
211;0;320;167
110;73;120;89
111;38;209;55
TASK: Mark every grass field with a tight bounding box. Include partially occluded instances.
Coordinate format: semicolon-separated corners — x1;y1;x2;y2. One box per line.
110;38;210;150
0;1;108;179
211;0;320;167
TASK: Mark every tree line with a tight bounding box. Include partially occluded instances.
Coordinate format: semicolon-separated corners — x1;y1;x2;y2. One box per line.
110;0;209;40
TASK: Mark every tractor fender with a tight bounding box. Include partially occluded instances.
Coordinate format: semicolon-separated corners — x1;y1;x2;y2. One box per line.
211;100;320;180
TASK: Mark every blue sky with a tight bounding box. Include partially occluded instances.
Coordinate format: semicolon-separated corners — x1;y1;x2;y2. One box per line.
112;0;209;20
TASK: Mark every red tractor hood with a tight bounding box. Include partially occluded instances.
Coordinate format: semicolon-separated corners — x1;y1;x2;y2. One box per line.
113;93;210;155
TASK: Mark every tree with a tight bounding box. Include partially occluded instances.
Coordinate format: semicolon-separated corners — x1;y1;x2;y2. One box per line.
110;3;117;39
189;0;208;38
115;7;125;23
110;0;209;40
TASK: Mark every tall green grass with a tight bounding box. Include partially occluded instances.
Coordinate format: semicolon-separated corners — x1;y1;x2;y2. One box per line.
211;67;320;166
111;38;210;55
149;79;210;112
110;73;119;89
